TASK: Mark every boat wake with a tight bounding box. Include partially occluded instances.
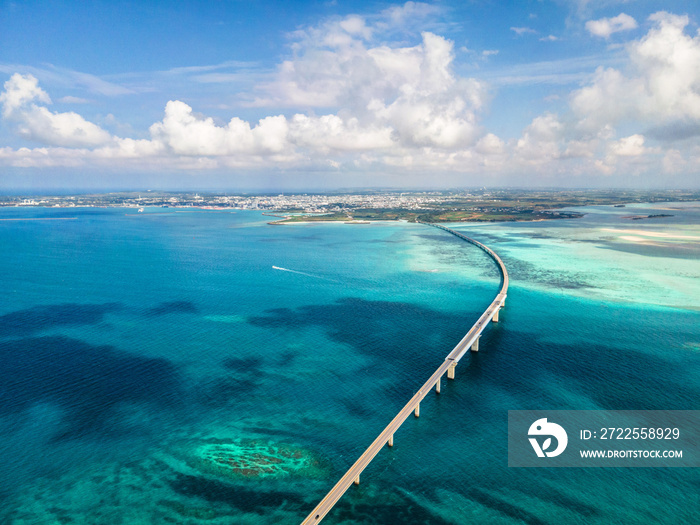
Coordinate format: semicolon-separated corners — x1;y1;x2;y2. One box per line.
272;266;338;282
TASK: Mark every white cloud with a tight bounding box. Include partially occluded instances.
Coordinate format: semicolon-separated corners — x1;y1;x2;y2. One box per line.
290;114;393;151
573;12;700;129
57;95;91;104
562;139;596;159
508;9;700;178
163;60;259;75
251;20;486;150
0;73;112;147
475;133;505;155
511;27;537;36
511;10;700;176
18;106;113;147
149;100;292;157
540;35;559;42
608;134;646;156
662;148;685;173
366;32;484;148
0;65;136;97
585;13;637;39
339;15;373;40
629;12;700;120
0;5;489;172
59;67;136;96
0;73;51;117
381;1;440;28
570;66;642;132
2;6;699;184
515;113;563;162
253;21;480;113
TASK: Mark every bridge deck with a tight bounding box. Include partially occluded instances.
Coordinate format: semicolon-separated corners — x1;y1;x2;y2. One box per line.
301;223;508;524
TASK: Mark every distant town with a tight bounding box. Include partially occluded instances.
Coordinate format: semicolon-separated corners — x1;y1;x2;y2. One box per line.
2;189;698;223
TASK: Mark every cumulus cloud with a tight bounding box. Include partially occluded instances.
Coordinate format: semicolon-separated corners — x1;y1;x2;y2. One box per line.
17;106;113;147
586;13;638;39
475;133;505;155
0;73;51;117
0;24;491;170
629;12;700;120
252;20;486;150
662;148;685;173
0;6;511;173
570;66;642;132
505;10;700;179
2;6;700;183
367;33;484;148
0;73;112;147
290;114;393;151
608;134;646;156
515;113;564;162
149;100;290;156
573;12;700;130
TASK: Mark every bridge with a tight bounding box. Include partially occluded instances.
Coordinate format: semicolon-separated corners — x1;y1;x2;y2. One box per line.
301;223;508;524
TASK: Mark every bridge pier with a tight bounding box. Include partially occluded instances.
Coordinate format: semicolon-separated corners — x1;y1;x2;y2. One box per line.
300;224;509;525
447;363;456;380
471;335;480;352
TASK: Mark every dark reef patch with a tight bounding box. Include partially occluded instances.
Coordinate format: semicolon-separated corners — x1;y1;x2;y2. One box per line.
0;303;121;338
249;297;475;369
504;258;593;290
276;350;298;366
0;336;180;439
598;242;700;260
242;427;315;440
509;232;555;240
472;310;700;411
222;356;263;373
366;238;402;244
196;377;259;407
170;473;304;511
540;341;700;410
341;398;374;418
147;300;198;316
465;487;548;525
417;233;466;243
331;488;454;525
519;483;600;518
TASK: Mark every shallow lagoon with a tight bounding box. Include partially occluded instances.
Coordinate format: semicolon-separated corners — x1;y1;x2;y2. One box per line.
0;203;698;524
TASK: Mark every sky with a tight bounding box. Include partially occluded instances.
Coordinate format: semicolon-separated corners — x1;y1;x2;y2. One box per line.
1;0;699;191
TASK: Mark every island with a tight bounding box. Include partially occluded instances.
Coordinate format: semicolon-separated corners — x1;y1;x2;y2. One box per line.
1;189;698;224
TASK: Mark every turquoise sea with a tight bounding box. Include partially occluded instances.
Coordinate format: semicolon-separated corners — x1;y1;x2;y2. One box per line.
0;203;698;524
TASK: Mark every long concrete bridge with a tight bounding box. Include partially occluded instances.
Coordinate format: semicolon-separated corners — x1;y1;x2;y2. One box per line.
301;223;509;524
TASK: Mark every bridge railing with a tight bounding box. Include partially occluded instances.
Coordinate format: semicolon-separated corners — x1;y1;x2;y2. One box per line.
301;222;508;524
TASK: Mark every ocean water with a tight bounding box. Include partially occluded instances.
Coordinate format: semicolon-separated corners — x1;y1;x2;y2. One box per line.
0;203;698;524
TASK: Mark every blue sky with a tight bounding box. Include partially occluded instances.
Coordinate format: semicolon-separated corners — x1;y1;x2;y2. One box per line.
1;0;699;191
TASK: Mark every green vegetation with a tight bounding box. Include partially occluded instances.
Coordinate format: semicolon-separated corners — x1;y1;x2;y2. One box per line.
270;189;700;223
3;189;699;224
